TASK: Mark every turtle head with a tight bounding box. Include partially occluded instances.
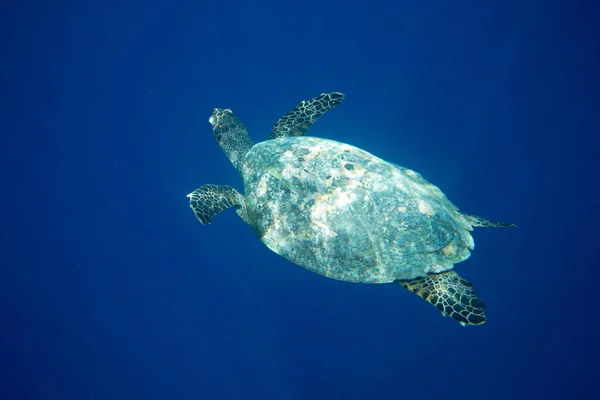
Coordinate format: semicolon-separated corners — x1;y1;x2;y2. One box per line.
209;108;254;175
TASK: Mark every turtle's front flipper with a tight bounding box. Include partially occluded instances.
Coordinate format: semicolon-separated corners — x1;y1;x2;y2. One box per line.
187;184;244;224
397;270;486;326
460;212;516;228
210;108;254;174
270;92;344;139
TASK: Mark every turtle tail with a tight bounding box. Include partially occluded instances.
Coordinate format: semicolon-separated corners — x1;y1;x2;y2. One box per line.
460;212;516;228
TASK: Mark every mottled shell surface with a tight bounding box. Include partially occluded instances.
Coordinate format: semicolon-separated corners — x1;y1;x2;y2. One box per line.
242;137;475;282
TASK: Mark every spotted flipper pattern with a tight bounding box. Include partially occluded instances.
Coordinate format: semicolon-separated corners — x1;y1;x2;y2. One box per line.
270;92;344;139
210;108;254;174
460;212;516;228
187;184;243;224
397;270;487;326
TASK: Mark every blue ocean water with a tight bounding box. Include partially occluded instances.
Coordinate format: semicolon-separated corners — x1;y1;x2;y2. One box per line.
1;0;599;399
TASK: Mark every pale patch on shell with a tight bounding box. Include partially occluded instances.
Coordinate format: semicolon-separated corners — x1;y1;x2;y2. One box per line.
389;167;409;192
404;168;418;177
465;232;475;250
307;180;359;239
418;200;435;216
279;148;298;163
425;183;444;197
323;168;341;188
370;175;390;192
302;144;324;163
442;243;457;256
339;161;366;179
261;201;286;252
310;193;329;219
333;186;356;208
256;175;269;197
309;193;338;238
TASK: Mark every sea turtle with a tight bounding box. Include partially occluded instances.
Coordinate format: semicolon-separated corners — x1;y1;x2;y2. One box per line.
188;92;514;326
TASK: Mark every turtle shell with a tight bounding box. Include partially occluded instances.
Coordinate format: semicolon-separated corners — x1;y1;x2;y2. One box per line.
241;136;474;282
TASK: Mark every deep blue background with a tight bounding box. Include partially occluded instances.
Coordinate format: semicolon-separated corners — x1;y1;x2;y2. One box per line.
2;0;599;399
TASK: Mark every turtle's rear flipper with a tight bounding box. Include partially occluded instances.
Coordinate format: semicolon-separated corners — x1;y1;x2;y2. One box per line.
397;270;486;326
187;184;243;224
461;212;516;228
270;92;344;139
